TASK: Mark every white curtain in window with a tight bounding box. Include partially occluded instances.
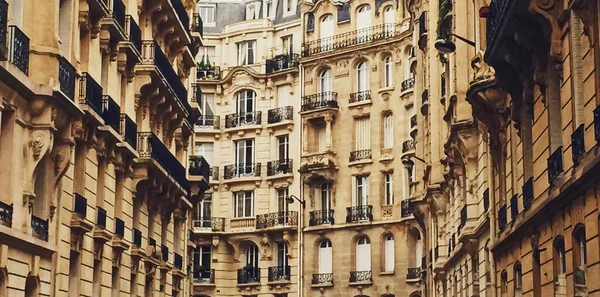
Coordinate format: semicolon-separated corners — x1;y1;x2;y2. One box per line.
356;238;371;271
355;117;370;150
320;15;334;50
357;61;370;92
357;5;372;42
194;142;214;165
318;240;332;273
277;85;290;107
385;235;395;272
384;6;394;34
385;173;393;205
384;57;393;87
352;176;368;206
319;69;332;101
383;114;393;148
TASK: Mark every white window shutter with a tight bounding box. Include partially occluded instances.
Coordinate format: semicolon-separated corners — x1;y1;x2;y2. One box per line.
352;177;357;206
277;85;290;107
385;238;395;272
318;245;332;273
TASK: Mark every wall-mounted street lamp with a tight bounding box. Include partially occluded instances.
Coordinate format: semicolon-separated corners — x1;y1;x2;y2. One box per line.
434;33;476;54
286;194;306;209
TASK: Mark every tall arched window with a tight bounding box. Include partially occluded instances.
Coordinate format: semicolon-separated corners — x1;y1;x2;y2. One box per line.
554;237;566;275
357;61;370;92
320;15;334;50
320;182;332;213
384;56;393;87
242;242;260;283
318;240;333;274
356;5;372;42
383;113;393;149
573;226;587;286
384;234;395;272
25;275;39;297
319;69;333;101
514;262;522;297
383;6;395;35
236;90;256;114
500;270;508;296
356;237;371;272
246;243;259;268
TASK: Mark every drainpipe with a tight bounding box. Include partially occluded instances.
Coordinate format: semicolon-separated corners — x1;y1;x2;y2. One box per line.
487;151;497;296
298;62;305;297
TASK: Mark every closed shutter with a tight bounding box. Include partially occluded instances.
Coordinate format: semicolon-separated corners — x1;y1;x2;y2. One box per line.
356;242;371;271
385;237;394;272
355;118;370;150
318;127;326;152
384;115;393;148
277;85;290;107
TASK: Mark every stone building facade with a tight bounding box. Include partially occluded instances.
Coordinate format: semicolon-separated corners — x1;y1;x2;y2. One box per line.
0;0;209;296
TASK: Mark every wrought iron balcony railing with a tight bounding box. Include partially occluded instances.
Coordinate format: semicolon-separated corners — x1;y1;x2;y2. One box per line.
483;188;490;213
349;149;371;162
132;228;142;247
223;163;261;179
102;95;121;133
349;90;371;104
349;271;371;283
237;267;260;284
0;0;7;60
410;114;417;128
510;194;518;222
115;218;125;238
547;146;563;183
402;139;415;152
120;114;137;149
0;200;13;227
267;106;293;124
401;200;413;217
8;25;29;75
486;0;512;49
171;0;189;29
419;12;428;36
195;115;220;129
189;155;210;182
407;268;421;280
193;217;225;231
522;177;533;211
149;237;157;247
312;273;333;285
301;92;338;112
137;132;188;190
595;105;600;145
161;244;169;262
225;111;262;128
31;215;49;241
571;124;585;162
111;0;126;29
498;205;507;233
301;23;403;57
193;269;215;283
174;253;183;270
210;166;219;181
96;207;107;229
346;205;373;223
196;65;221;80
124;16;142;54
309;209;334;226
192;13;203;35
79;73;104;116
459;205;467;230
256;211;298;229
268;266;291;282
74;193;87;218
266;53;299;74
58;56;77;101
401;78;415;91
267;159;293;176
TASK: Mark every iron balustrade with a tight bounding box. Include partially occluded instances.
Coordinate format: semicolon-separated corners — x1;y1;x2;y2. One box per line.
349;271;371;283
192;13;203;35
510;195;518;222
193;217;225;231
188;229;193;241
196;65;221;80
115;218;125;238
237;267;260;284
225;111;262;128
112;0;126;29
422;89;429;104
174;253;183;270
346;205;373;223
571;124;585;162
574;268;586;285
311;273;333;285
74;193;87;218
402;139;415;152
301;23;403;57
191;84;201;103
309;209;334;226
547;146;563;183
0;201;13;227
256;211;298;229
349;90;371;104
522;178;533;211
120;114;137;149
137;132;189;191
189;155;210;182
401;78;415;91
31;215;49;241
401;200;413;217
8;25;29;75
407;268;421;280
268;266;291;282
349;149;371;162
193;269;215;283
223;163;261;179
498;205;507;233
267;106;293;124
266;53;299;73
170;0;189;30
79;73;104;116
210;166;219;181
102;95;121;133
132;228;142;247
301;92;338;112
161;244;169;262
196;115;220;129
434;246;439;260
267;159;293;176
595;105;600;145
459;205;467;230
96;207;107;229
419;12;428;36
124;16;142;54
410;114;417;128
483;188;490;212
486;0;512;48
0;0;7;60
58;56;77;101
149;237;157;246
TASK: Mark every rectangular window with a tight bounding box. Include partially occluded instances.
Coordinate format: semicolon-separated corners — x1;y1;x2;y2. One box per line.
198;5;216;26
233;191;254;217
193;245;212;280
278;188;289;212
198;93;215;118
383;114;393;148
321;183;331;211
237;40;256;65
277;242;288;267
285;0;293;12
353;176;369;206
194;142;214;165
385;173;393;205
278;135;289;160
235;139;254;176
246;3;257;20
265;0;273;18
355;117;370;150
281;35;293;55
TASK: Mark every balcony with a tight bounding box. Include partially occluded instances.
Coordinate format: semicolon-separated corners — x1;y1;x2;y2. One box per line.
173;252;183;270
118;15;142;62
522;177;533;211
0;0;7;60
595;105;600;145
225;111;262;129
510;194;518;223
267;159;293;176
193;269;215;284
402;139;415;153
210;166;219;182
230;217;256;229
102;95;121;133
193;217;225;232
301;92;338;113
73;193;87;218
309;209;334;226
418;12;428;50
267;106;293;124
299;151;337;174
8;25;29;75
0;201;13;227
78;73;104;117
268;266;291;282
401;200;413;217
195;115;220;130
410;114;418;138
119;114;137;150
483;188;490;213
137;132;188;191
115;218;125;238
406;268;421;281
349;271;372;284
301;23;404;57
161;244;169;263
132;228;142;247
459;205;467;231
189;155;210;182
266;53;299;74
312;273;333;286
547;146;563;183
237;267;260;285
346;205;373;223
349;90;371;105
421;89;429;115
498;205;507;233
256;211;298;229
93;206;112;242
99;0;126;41
196;55;220;80
571;124;585;162
349;149;372;162
31;215;49;241
171;0;189;30
401;78;415;92
58;56;77;101
112;217;128;253
223;163;261;180
191;13;203;35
